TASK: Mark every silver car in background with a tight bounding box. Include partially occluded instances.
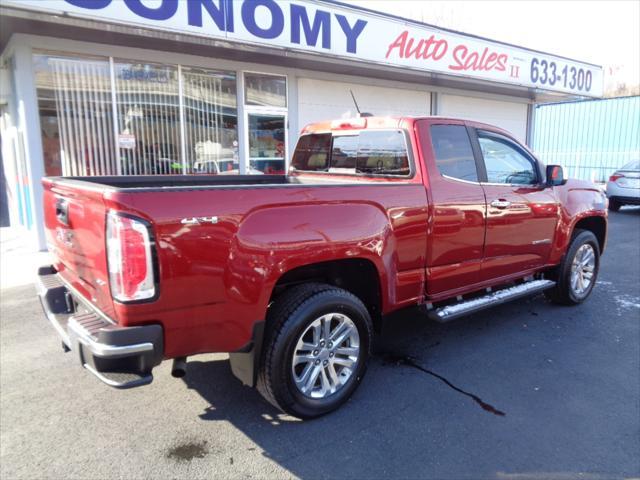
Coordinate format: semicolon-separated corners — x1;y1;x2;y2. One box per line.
606;160;640;211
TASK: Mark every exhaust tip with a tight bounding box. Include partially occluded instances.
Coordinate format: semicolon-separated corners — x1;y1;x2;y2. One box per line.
171;357;187;378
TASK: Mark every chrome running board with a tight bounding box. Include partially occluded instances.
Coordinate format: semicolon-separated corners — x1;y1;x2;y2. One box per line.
428;279;556;323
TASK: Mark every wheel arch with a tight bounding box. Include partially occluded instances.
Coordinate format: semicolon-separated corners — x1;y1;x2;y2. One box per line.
229;258;383;389
268;258;383;331
573;214;607;254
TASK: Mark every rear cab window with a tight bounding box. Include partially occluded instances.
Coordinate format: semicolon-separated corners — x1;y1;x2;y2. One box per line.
290;134;331;171
291;129;411;177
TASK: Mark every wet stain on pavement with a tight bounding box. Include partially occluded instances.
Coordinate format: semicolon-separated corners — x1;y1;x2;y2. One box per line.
166;441;209;461
380;353;506;417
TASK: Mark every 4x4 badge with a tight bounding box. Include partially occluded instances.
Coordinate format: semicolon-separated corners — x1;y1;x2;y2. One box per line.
181;216;218;225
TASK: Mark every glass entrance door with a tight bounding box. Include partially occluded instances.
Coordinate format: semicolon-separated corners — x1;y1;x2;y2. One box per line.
246;111;287;174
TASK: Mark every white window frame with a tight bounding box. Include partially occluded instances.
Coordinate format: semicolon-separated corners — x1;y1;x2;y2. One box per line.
242;71;288;175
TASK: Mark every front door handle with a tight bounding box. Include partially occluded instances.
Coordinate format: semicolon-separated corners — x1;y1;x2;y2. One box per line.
490;199;511;209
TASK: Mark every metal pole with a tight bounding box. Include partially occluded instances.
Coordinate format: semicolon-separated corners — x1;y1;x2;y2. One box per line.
178;65;187;174
109;57;121;175
236;71;247;175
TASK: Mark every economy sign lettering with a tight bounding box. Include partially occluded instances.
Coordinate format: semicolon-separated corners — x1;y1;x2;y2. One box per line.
4;0;603;97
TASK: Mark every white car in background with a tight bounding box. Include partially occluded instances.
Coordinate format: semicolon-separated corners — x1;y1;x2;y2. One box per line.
606;160;640;211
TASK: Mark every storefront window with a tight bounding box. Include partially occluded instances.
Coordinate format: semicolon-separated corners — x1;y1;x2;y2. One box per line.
114;61;181;175
247;114;286;174
182;67;238;174
244;73;286;108
244;73;287;174
34;53;114;176
34;52;277;177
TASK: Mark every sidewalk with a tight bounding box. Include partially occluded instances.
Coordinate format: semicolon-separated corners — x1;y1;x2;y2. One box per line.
0;227;52;290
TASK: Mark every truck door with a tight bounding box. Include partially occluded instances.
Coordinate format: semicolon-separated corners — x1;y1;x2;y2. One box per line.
472;127;559;281
416;120;486;298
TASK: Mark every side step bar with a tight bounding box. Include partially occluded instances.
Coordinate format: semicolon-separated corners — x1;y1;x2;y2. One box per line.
428;279;556;323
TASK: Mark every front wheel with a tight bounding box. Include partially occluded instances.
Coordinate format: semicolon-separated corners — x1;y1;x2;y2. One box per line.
545;229;600;305
257;283;373;419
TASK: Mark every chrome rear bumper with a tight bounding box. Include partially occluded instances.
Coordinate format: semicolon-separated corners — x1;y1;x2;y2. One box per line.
36;265;163;388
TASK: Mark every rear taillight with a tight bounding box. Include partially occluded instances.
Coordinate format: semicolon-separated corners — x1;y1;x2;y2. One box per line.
609;173;624;182
106;212;155;302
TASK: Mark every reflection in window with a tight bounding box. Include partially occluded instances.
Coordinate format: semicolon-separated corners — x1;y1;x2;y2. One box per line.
430;125;478;182
357;130;409;175
114;62;181;175
331;135;358;170
34;53;114;176
244;73;286;108
248;114;286;174
291;134;331;171
292;130;410;176
182;67;238;174
478;133;537;184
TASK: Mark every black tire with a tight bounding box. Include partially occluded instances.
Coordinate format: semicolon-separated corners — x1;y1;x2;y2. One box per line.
544;229;600;305
257;283;373;419
608;199;621;212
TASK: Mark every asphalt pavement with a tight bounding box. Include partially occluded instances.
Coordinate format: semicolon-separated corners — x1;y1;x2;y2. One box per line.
1;208;639;479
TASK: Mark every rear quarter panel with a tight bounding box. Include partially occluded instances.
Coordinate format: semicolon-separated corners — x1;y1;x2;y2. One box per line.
105;182;428;358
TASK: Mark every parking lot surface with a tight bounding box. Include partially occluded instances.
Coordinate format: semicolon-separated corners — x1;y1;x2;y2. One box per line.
1;208;639;480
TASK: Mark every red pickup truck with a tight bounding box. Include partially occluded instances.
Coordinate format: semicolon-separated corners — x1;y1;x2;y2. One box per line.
37;116;607;418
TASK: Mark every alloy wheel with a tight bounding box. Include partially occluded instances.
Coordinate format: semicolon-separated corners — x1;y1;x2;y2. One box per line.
291;313;360;399
570;243;596;296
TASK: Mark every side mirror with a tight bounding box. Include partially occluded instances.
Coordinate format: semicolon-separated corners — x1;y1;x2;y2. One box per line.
546;165;566;186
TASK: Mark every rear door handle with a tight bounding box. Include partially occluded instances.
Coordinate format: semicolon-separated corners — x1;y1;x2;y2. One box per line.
490;199;511;209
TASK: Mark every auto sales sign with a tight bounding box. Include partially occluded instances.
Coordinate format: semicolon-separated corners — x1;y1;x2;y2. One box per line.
4;0;603;97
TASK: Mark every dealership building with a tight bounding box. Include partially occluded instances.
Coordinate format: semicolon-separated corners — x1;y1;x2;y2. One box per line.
0;0;603;250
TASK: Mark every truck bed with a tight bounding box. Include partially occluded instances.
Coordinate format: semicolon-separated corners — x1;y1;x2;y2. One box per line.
50;175;291;190
42;171;428;359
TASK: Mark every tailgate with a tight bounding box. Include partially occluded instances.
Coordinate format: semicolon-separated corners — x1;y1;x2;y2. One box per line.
43;179;115;320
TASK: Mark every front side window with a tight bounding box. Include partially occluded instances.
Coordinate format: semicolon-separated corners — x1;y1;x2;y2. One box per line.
430;125;478;182
478;132;538;185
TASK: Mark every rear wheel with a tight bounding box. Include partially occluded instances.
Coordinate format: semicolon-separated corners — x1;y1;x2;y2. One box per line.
257;283;372;419
608;198;621;212
545;229;600;305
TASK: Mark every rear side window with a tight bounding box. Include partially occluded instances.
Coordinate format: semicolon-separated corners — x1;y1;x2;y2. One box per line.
430;125;478;182
291;130;410;176
291;134;331;171
356;130;410;175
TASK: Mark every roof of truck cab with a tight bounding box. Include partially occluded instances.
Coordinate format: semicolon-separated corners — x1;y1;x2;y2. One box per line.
300;116;512;136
